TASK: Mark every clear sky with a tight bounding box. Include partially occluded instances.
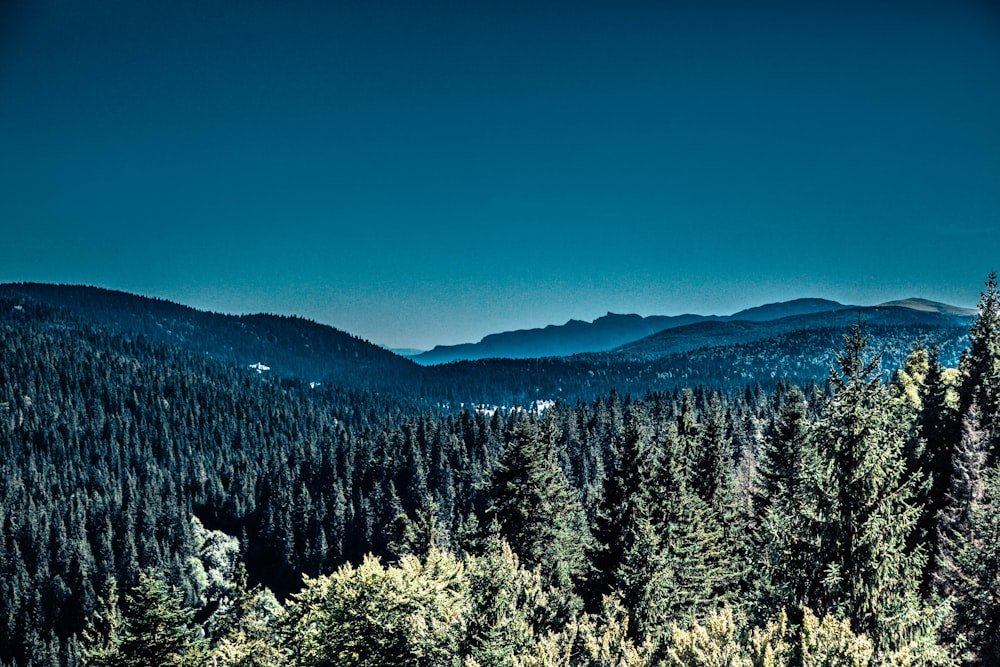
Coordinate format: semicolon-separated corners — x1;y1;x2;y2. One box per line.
2;1;998;350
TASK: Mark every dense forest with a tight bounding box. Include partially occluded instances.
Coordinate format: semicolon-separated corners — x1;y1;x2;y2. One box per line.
1;275;999;666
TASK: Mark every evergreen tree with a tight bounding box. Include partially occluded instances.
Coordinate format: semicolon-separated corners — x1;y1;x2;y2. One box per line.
948;465;1000;666
810;323;928;656
117;571;207;667
916;345;961;595
960;271;1000;463
589;404;656;605
935;401;989;603
80;578;122;667
483;418;591;602
751;386;827;620
650;421;738;628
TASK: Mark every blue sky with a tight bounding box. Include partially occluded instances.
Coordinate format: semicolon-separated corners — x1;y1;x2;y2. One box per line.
2;1;998;349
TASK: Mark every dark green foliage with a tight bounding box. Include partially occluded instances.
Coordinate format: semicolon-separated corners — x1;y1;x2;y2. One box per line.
482;418;592;604
6;278;1000;666
810;324;926;655
115;572;206;667
948;465;1000;666
751;386;828;619
960;271;1000;462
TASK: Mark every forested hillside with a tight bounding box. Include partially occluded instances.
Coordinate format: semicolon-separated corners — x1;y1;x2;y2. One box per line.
1;275;999;666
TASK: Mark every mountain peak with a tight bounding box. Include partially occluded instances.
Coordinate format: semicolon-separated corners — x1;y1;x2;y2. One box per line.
877;298;977;317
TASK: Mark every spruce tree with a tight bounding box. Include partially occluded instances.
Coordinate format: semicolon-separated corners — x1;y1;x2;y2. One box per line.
117;571;207;667
80;578;122;667
590;403;657;605
810;323;927;655
916;344;960;595
960;271;1000;463
948;464;1000;666
650;418;738;627
751;386;827;620
482;417;591;602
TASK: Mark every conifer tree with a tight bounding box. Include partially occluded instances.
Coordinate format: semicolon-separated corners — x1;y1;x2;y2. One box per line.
810;323;928;656
649;420;738;628
915;344;960;594
935;401;989;601
960;271;1000;462
483;418;591;602
117;571;207;667
80;578;122;667
590;404;656;605
948;465;1000;666
751;386;826;620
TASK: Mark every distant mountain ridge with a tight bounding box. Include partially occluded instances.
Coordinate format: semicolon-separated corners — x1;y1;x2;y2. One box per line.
413;297;854;364
0;282;420;390
605;304;973;362
0;283;976;404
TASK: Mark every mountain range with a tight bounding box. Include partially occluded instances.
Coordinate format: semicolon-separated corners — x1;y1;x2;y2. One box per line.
413;297;974;364
0;283;975;403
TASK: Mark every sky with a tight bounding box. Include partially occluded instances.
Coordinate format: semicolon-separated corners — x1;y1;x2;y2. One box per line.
1;1;998;350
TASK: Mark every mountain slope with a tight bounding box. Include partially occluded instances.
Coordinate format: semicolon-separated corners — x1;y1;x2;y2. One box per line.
878;298;977;317
413;312;711;364
610;305;973;362
413;298;854;365
0;283;421;390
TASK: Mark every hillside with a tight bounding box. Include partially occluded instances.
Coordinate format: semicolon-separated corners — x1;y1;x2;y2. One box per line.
413;298;854;364
0;283;422;392
610;305;973;361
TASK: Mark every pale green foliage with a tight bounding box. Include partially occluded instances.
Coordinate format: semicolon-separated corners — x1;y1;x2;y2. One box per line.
797;608;874;667
664;606;749;667
464;536;556;666
657;604;953;667
282;548;468;667
189;516;241;608
212;572;286;667
576;596;653;667
81;577;123;667
118;571;208;667
510;623;577;667
744;609;793;667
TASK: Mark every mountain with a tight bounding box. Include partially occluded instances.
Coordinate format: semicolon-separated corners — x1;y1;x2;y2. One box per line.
878;297;978;317
0;284;975;405
0;283;421;391
413;298;852;364
413;312;711;365
728;297;851;321
609;304;973;362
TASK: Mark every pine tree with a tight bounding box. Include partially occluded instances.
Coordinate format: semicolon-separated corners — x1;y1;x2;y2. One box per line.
948;464;1000;666
960;271;1000;463
483;418;592;602
751;386;827;620
810;323;928;655
117;571;207;667
80;577;122;667
590;403;656;606
915;344;960;595
649;419;738;628
934;401;989;602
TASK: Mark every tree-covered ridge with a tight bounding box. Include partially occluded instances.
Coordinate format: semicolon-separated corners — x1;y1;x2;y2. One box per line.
0;283;972;406
1;274;999;666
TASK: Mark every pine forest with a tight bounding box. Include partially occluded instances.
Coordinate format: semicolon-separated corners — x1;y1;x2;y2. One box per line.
2;273;1000;667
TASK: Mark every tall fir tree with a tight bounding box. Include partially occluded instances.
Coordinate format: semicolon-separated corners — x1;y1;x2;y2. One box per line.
482;417;592;605
915;344;961;595
947;464;1000;667
810;323;928;656
751;386;827;621
117;571;207;667
960;271;1000;463
590;403;657;605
